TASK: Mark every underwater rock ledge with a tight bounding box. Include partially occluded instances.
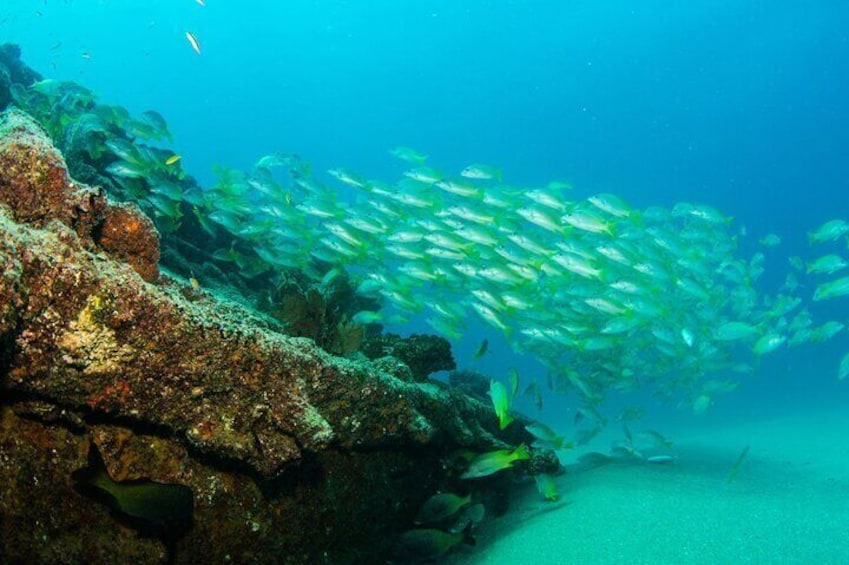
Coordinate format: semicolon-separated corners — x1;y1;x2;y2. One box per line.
0;108;514;563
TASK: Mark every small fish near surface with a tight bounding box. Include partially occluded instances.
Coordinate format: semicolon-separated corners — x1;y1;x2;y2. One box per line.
72;443;194;541
185;31;201;54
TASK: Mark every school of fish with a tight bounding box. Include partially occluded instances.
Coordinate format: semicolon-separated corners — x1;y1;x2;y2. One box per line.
178;147;848;407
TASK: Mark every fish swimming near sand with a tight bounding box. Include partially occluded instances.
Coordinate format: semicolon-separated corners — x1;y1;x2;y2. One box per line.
415;492;472;525
726;445;751;484
460;445;530;480
394;523;475;562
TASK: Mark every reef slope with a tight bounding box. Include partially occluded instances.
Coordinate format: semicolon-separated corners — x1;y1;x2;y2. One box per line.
0;108;505;564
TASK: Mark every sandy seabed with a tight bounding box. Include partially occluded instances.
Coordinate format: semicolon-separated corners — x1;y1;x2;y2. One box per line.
458;406;849;565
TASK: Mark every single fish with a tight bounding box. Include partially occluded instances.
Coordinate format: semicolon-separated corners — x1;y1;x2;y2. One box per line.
164;154;181;166
508;368;519;399
414;492;471;525
758;233;781;247
692;394;712;414
637;429;675;450
403;166;443;184
525;421;568;450
813;275;849;301
460;445;530;479
838;351;849;380
534;473;559;501
752;333;786;356
351;310;382;325
105;160;147;179
525;189;568;211
254;153;290;170
532;379;543;410
389;146;428;163
517;206;563;234
472;338;489;360
808;219;849;244
489;380;514;430
185;31;201;54
105;138;142;164
811;321;845;343
460;163;501;181
450;503;485;533
394;524;475;561
435;179;481;198
646;455;677;464
726;445;750;484
72;444;194;538
587;193;632;218
714;322;761;342
327;167;367;189
806;254;848;275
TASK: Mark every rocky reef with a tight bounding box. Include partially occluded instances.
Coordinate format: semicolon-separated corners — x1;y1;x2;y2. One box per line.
0;108;552;563
361;333;456;382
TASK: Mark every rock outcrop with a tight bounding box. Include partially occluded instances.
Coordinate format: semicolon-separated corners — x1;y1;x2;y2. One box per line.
0;109;528;564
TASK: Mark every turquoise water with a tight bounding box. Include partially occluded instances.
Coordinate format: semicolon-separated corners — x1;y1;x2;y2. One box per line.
4;1;849;561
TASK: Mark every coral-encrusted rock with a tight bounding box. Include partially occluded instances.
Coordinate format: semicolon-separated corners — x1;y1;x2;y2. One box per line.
0;233;23;341
0;109;158;281
0;108;81;226
449;368;491;400
361;333;456;381
96;201;160;282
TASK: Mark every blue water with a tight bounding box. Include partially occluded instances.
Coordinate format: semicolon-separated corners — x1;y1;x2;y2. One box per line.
6;2;848;215
4;1;849;558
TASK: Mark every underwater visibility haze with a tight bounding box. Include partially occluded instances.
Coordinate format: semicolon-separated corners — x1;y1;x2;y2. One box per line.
2;1;849;563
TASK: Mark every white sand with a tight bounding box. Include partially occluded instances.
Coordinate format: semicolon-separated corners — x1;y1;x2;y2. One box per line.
457;407;849;564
